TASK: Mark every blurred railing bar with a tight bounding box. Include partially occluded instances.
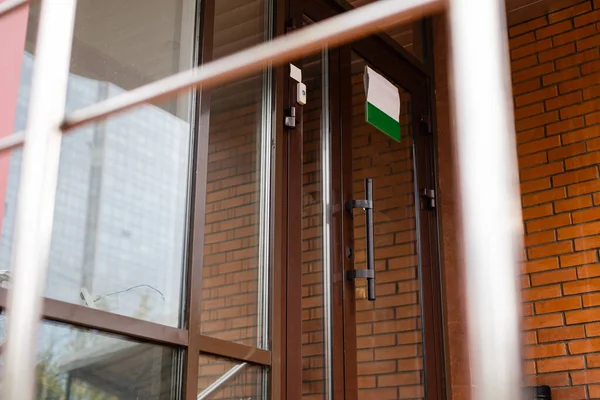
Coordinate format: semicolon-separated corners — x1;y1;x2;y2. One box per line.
61;0;443;131
0;0;31;18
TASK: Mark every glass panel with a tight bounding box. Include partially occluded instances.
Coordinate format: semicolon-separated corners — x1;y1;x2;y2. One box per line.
301;50;331;400
339;0;425;62
200;0;273;348
197;354;265;399
350;53;424;399
1;0;197;327
0;317;182;399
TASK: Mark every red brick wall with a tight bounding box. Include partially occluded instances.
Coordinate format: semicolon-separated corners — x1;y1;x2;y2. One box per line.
510;1;600;398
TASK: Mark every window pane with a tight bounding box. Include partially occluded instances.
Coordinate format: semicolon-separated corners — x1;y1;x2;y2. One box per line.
200;0;273;348
350;53;425;399
197;354;265;399
0;317;182;399
1;0;197;327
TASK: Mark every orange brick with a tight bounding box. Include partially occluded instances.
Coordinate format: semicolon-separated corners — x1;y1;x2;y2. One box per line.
514;102;544;120
595;192;600;205
513;63;555;84
521;162;564;181
587;322;600;336
575;235;600;250
575;9;600;27
510;39;552;60
562;220;600;240
547;117;585;136
588;136;600;151
512;54;538;73
518;136;560;157
524;231;556;247
522;275;532;289
528;241;574;259
556;47;599;70
589;354;600;367
542;66;579;86
539;42;576;63
550;2;592;23
524;343;567;359
526;214;572;233
515;86;557;107
552;386;588;399
586;110;600;125
590;385;600;398
567;307;600;324
521;177;552;194
535;296;582;314
522;285;562;304
559;72;600;94
568;179;600;196
538;325;585;343
565;152;600;170
583;60;600;76
513;78;542;96
546;91;582;111
522;203;553;220
523;330;537;345
523;257;559;273
522;187;566;206
553;24;597;46
561;250;598;267
577;33;600;51
538;356;585;373
573;206;600;223
510;17;548;37
584;292;600;306
517;127;545;144
548;142;586;161
564;277;600;295
561;99;600;120
531;267;578;285
563;126;600;144
583;84;600;100
535;372;570;387
555;195;593;213
523;313;563;330
536;20;573;39
571;369;600;385
519;152;548;169
553;167;597;187
516;111;559;132
578;263;600;278
510;32;536;49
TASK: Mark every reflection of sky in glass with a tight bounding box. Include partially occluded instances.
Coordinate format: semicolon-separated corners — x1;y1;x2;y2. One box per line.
0;53;190;327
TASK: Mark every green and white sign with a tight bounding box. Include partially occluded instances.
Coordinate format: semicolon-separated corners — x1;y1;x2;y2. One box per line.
364;66;401;142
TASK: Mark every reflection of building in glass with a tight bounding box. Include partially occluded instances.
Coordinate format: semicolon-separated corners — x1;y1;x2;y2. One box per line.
0;53;190;326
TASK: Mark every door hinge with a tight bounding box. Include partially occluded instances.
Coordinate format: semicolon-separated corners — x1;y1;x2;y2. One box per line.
420;188;436;209
421;112;432;135
284;106;296;128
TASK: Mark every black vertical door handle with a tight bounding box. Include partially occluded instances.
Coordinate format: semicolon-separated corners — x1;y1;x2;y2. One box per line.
346;178;376;301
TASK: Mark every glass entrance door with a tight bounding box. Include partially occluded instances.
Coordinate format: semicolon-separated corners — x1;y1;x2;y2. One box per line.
345;52;425;400
284;2;443;399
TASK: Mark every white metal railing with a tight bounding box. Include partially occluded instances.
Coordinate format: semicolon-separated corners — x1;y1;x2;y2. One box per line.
0;0;524;399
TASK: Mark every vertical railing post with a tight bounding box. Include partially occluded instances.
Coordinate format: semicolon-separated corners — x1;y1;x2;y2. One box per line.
448;0;524;399
1;1;78;399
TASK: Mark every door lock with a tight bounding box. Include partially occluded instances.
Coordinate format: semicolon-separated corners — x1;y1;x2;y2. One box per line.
284;106;296;128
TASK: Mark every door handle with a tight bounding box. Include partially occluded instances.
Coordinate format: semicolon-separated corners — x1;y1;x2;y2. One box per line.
346;178;375;301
